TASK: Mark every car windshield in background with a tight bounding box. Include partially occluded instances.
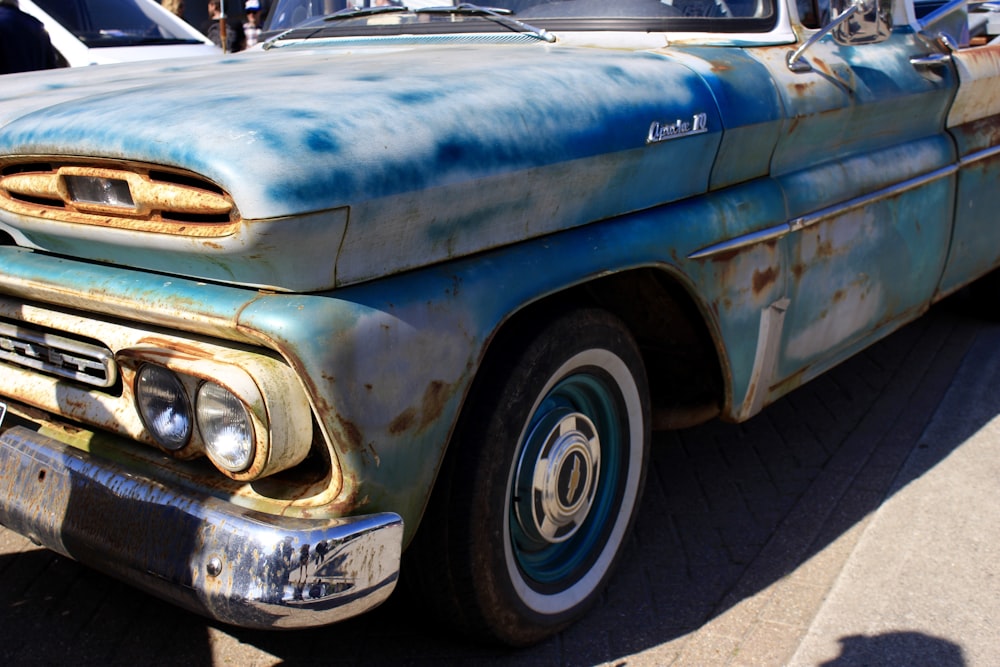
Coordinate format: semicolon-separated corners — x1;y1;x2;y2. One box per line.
32;0;207;46
265;0;777;34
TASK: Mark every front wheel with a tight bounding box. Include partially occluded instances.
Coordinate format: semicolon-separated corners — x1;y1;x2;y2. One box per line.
407;308;650;645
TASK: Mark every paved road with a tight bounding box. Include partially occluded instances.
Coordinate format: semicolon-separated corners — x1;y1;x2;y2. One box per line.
0;295;995;666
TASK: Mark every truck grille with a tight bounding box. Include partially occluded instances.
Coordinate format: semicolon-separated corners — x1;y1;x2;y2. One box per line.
0;320;116;388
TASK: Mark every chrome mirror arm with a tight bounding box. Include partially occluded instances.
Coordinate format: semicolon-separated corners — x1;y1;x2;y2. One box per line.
787;4;860;72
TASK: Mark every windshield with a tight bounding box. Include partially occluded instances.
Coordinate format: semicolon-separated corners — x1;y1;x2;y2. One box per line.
33;0;206;47
265;1;776;34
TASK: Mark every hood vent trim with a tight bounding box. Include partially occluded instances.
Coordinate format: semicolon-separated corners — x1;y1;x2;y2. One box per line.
0;160;240;237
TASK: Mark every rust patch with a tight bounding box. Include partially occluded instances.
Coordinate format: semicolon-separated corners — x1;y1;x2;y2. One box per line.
815;237;835;260
752;266;778;296
707;247;742;263
812;57;833;78
832;288;846;303
134;337;212;360
792;81;814;97
334;414;363;454
388;408;416;436
957;116;1000;152
957;41;1000;68
418;380;450;430
376;380;457;441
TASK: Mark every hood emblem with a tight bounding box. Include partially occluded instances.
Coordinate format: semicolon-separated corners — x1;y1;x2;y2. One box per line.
647;112;709;144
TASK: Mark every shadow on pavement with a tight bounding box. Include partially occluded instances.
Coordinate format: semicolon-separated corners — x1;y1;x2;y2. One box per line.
819;631;965;667
0;296;992;665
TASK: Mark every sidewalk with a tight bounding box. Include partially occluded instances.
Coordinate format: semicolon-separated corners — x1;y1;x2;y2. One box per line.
787;325;1000;666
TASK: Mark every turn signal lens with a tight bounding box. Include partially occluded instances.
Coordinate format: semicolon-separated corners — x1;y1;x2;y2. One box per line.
135;364;192;450
196;381;255;473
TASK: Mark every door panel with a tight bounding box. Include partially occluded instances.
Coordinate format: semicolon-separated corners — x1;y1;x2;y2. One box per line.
748;28;957;398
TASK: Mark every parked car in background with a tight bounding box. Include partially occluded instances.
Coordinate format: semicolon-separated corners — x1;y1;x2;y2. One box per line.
0;0;998;648
20;0;218;66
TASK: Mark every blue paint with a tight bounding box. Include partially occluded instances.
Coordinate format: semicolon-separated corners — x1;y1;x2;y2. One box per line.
305;129;340;153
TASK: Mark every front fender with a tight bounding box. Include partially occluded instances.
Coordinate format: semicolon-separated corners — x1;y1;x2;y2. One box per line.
239;177;788;543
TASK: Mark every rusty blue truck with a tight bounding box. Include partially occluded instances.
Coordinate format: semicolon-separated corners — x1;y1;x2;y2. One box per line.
0;0;997;646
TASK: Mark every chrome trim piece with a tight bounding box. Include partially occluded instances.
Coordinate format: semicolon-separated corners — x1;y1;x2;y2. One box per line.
959;143;1000;167
0;426;403;629
688;164;958;260
739;298;789;421
910;52;952;70
0;320;116;388
786;5;859;73
687;222;788;259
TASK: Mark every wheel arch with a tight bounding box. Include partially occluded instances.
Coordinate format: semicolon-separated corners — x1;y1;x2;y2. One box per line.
401;264;730;554
473;266;729;435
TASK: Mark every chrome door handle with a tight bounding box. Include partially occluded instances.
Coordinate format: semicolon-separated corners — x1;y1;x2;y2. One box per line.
910;53;952;69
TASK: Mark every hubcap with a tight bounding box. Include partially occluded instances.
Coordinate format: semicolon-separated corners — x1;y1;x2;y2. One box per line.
504;348;644;612
514;408;601;545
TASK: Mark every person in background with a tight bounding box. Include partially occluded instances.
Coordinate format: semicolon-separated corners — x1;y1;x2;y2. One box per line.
162;0;185;17
243;0;263;48
0;0;58;74
202;0;245;52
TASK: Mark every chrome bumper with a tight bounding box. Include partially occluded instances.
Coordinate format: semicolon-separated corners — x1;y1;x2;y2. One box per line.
0;424;403;629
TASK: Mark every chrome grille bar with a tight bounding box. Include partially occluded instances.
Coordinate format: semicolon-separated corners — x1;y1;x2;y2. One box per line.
0;321;116;388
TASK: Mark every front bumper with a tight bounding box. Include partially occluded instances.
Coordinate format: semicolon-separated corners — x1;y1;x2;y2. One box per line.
0;421;403;630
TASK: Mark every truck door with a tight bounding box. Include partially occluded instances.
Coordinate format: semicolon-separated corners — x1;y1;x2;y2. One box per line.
747;3;957;405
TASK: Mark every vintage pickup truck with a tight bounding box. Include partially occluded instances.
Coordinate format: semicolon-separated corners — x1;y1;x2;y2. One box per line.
0;0;996;646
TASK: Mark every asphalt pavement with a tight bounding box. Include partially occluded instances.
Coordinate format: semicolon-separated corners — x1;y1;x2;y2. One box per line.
0;294;997;666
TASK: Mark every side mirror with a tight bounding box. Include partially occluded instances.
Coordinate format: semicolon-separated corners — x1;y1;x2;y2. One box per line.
787;0;893;72
830;0;893;45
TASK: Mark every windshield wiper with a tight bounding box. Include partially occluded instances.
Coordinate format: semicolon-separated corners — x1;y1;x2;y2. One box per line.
417;3;555;42
261;5;409;49
263;2;554;51
324;5;408;21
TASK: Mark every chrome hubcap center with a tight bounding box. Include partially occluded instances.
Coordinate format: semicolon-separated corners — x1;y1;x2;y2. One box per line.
515;409;601;545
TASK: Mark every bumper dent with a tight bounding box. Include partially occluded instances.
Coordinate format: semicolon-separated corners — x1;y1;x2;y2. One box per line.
0;425;403;629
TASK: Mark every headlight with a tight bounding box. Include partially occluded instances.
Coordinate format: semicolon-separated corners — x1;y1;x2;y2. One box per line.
126;349;314;482
135;364;192;451
196;381;255;473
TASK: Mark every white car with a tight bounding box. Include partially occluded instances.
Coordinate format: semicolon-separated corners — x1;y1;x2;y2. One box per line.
21;0;220;67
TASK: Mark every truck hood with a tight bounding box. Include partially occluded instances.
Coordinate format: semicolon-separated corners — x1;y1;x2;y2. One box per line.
0;42;722;290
